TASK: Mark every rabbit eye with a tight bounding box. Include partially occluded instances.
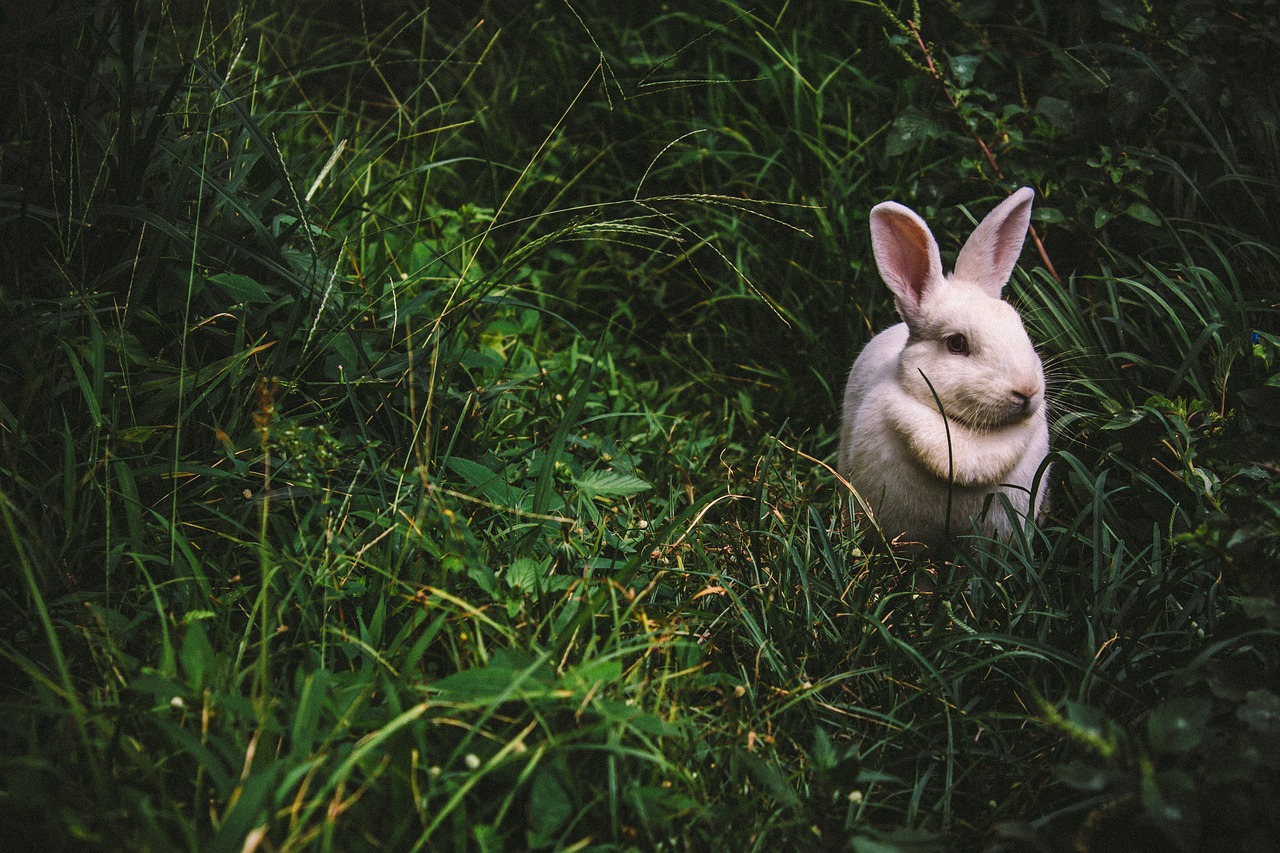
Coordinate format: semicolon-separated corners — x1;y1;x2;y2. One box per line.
945;333;970;355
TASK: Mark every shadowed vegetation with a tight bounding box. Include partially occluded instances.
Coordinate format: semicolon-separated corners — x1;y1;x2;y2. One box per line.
1;1;1277;850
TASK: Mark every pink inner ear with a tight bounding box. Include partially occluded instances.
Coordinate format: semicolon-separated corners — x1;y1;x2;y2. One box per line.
990;201;1031;270
873;210;936;309
952;188;1034;297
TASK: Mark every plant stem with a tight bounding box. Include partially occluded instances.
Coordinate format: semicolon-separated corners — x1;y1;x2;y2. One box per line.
907;19;1062;284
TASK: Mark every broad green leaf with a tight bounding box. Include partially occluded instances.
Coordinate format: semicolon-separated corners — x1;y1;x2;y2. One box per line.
505;556;550;591
1146;696;1211;754
1100;408;1145;430
447;457;528;506
565;658;623;691
179;620;215;692
432;667;525;699
528;769;574;844
1125;201;1161;226
208;272;272;304
885;107;943;157
1052;761;1113;792
446;456;500;488
1098;0;1148;31
575;469;651;497
1036;95;1074;130
432;662;551;700
622;709;679;737
948;54;980;87
1033;205;1066;224
738;749;801;809
811;726;838;772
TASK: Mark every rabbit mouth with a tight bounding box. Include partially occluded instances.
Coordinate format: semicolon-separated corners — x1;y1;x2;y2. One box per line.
946;394;1041;430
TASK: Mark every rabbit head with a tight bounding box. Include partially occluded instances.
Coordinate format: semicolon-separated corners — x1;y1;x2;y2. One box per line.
871;187;1044;432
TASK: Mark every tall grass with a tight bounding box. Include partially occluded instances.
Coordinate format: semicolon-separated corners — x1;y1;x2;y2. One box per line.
1;1;1277;850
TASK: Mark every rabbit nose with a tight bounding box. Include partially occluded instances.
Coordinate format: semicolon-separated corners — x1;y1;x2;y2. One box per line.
1011;389;1039;416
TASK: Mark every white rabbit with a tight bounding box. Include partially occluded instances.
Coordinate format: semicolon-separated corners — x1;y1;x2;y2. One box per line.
838;187;1049;550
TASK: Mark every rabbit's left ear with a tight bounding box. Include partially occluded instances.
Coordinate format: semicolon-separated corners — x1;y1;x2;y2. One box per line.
953;187;1034;298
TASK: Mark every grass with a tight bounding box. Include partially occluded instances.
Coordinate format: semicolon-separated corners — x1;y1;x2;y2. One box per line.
1;1;1278;851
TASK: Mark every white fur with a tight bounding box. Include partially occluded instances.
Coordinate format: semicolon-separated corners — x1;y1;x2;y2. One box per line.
838;188;1049;549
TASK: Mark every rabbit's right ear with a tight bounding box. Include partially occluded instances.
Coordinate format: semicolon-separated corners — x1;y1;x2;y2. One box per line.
870;201;943;323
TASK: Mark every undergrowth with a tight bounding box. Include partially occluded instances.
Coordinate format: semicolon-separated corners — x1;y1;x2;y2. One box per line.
1;1;1277;851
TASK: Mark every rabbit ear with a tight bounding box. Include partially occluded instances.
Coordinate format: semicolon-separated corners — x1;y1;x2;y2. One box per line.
952;187;1034;298
870;201;944;323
